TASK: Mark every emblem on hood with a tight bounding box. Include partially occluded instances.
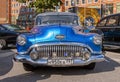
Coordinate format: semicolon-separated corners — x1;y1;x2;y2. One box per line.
55;35;65;39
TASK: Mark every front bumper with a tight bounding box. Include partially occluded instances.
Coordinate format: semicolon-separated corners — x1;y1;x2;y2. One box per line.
14;54;105;67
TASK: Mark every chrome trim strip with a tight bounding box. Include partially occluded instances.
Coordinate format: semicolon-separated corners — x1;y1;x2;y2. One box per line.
104;44;120;49
18;52;28;55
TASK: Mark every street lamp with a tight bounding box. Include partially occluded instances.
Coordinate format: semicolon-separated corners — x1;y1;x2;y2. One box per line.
71;0;75;6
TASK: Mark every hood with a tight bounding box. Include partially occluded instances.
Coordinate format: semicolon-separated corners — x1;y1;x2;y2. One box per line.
33;24;89;43
18;25;100;53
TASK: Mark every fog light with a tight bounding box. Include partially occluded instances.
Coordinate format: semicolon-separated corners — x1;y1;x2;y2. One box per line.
30;52;39;60
75;52;80;57
82;52;90;60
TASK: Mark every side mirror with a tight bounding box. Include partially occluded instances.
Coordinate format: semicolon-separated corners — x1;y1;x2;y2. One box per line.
73;26;83;33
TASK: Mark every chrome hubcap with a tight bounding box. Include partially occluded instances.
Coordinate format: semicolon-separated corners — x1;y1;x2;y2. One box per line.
0;39;6;49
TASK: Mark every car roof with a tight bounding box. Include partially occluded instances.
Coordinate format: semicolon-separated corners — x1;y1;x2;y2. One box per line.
36;12;77;17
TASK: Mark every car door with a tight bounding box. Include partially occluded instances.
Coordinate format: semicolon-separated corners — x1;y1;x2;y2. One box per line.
105;15;119;45
113;15;120;46
97;17;109;43
97;15;119;45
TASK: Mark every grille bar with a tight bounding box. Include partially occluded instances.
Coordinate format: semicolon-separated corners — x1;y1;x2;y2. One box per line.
36;45;84;58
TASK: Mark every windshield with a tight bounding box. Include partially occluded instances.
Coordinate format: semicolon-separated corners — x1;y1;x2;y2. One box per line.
36;15;79;26
2;24;22;30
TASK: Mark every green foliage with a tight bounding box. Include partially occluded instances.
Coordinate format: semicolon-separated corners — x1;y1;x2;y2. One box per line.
16;0;63;13
29;0;63;13
16;0;26;3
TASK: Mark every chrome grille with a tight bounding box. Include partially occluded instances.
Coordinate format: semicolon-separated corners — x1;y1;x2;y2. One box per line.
35;45;84;58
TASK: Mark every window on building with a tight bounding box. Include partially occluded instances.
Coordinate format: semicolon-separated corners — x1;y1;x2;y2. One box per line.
14;4;16;7
71;0;75;6
16;10;19;13
82;0;85;4
14;10;16;13
11;16;16;22
102;4;113;16
30;8;33;12
11;10;13;14
22;3;26;6
88;0;92;3
65;1;68;6
16;3;18;7
94;0;98;2
76;0;79;4
11;4;13;7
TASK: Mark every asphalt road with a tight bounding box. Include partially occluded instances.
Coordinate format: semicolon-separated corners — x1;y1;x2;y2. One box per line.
0;49;120;82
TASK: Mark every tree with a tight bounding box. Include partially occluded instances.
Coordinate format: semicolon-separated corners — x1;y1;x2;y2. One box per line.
16;0;63;13
29;0;63;13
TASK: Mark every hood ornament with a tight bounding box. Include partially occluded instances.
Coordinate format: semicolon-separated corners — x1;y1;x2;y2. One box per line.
55;35;65;39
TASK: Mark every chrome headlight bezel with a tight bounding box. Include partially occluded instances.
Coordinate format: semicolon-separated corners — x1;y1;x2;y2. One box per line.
93;35;102;45
17;35;26;46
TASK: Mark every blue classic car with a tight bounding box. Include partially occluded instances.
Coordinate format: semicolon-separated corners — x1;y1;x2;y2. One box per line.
14;12;105;71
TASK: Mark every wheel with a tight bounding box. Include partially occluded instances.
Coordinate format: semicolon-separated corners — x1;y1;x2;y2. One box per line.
84;63;96;70
0;39;6;50
23;63;35;71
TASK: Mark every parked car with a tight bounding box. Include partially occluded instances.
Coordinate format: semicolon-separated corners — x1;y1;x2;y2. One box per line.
14;12;105;71
0;24;26;49
96;13;120;50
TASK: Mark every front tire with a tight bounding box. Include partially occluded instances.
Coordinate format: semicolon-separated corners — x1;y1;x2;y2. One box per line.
84;63;96;70
23;63;35;71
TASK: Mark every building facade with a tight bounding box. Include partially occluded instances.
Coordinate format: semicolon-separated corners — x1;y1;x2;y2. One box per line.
11;0;35;28
64;0;120;17
0;0;11;24
62;0;120;26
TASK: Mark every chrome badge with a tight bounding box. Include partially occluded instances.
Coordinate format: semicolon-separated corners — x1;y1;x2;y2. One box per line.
55;35;65;39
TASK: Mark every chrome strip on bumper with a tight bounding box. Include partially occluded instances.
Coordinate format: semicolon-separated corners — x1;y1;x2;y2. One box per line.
104;44;120;49
14;54;105;67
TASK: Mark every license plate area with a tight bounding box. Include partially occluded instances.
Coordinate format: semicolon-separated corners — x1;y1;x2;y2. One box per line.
48;59;73;65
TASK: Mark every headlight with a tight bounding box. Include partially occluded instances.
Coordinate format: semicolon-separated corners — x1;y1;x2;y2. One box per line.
30;51;39;60
17;35;26;46
93;35;102;45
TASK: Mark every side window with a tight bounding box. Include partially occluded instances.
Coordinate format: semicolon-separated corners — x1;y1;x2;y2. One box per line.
106;16;118;27
97;19;107;27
